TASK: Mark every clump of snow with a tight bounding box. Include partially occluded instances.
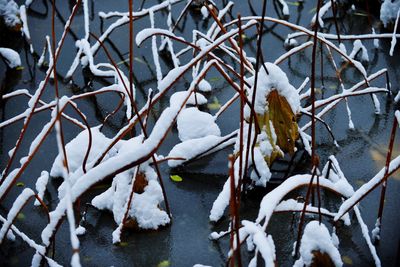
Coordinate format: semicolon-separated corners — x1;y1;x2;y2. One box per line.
6;229;16;241
246;62;300;115
169;91;207;107
198;79;212;92
87;137;170;232
284;38;298;49
200;6;209;19
75;225;86;236
371;218;381;242
168;134;235;167
293;221;343;267
50;127;117;179
0;47;21;68
380;0;400;27
349;40;369;62
0;0;21;27
91;159;170;231
241;220;276;267
372;28;380;48
177;107;221;142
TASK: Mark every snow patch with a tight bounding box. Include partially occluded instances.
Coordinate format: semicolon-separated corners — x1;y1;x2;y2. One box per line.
177;107;220;142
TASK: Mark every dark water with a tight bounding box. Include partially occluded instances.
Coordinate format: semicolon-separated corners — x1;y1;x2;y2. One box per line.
0;0;400;266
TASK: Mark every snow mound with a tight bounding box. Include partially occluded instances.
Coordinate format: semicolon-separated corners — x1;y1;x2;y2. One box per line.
0;47;21;68
381;0;400;27
169;91;207;107
0;0;21;27
294;221;343;267
168;135;231;167
246;62;300;115
50;127;117;178
177;107;220;141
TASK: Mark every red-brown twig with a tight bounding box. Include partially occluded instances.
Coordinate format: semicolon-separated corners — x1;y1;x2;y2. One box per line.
228;155;242;267
310;0;322;167
375;112;398;239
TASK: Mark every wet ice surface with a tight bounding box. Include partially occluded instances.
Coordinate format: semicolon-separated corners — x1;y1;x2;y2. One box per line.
1;0;400;266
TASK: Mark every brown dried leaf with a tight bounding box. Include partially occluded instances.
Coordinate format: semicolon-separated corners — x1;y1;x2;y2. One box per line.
133;172;148;194
311;251;336;267
267;90;299;155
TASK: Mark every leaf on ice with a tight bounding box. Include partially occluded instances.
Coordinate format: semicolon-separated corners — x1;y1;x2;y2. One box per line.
355;179;365;186
118;242;129;247
209;77;221;82
17;212;25;220
207;97;221;110
342;255;353;265
170;175;183;182
287;1;300;6
157;260;170;267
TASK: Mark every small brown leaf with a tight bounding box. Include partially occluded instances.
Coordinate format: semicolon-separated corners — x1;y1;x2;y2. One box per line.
133;172;148;193
311;251;335;267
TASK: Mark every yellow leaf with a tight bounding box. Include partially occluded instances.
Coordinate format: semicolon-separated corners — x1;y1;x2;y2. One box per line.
342;255;353;265
209;77;221;82
170;175;183;182
118;242;129;247
83;257;92;262
17;213;25;220
370;149;385;162
355;179;365;186
207;97;221;110
157;260;170;267
287;1;300;6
